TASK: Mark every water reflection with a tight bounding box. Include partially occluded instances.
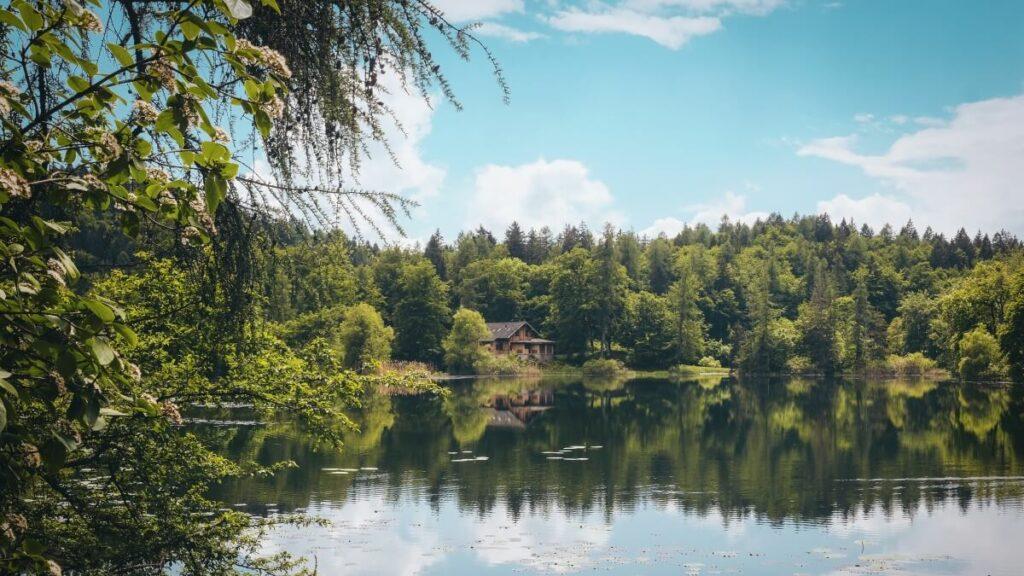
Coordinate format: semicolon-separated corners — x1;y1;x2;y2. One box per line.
203;376;1024;575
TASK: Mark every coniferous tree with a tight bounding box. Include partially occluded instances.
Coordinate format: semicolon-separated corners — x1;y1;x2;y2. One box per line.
646;237;675;294
589;225;629;356
424;229;448;280
505;222;527;261
800;261;839;373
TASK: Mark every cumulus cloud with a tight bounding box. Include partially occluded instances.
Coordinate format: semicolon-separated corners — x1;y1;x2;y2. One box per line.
466;158;621;231
475;22;543;42
687;190;769;227
798;93;1024;234
641;190;768;237
429;0;523;22
546;0;784;49
815;193;914;230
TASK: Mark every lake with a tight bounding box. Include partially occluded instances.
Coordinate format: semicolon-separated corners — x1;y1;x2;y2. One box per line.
204;375;1024;575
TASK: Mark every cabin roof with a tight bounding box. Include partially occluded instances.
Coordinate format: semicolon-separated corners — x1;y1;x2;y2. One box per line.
483;321;545;341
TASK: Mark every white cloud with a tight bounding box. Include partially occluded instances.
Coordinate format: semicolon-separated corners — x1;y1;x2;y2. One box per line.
545;0;784;49
687;190;769;227
239;74;444;242
625;0;785;15
641;216;689;238
853;112;875;124
816;193;914;230
798;93;1024;233
466;158;621;231
641;190;768;236
548;8;721;49
350;82;445;205
429;0;523;22
475;22;543;42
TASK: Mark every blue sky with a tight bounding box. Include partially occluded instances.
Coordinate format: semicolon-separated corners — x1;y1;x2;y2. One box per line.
346;0;1024;242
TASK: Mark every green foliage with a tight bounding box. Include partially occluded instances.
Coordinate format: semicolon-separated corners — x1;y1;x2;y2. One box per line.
338;304;393;373
1001;268;1024;378
581;358;628;378
957;327;1007;380
885;352;940;376
442;308;491;373
0;0;495;572
457;257;529;321
393;261;450;365
697;356;722;368
622;292;677;368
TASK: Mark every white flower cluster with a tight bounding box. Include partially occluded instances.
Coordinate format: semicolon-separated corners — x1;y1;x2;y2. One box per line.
149;58;177;92
0;167;30;199
189;196;217;234
46;258;67;287
265;95;285;119
84;128;122;162
234;38;292;79
147;167;170;185
0;80;19;116
132;100;159;124
158;189;177;208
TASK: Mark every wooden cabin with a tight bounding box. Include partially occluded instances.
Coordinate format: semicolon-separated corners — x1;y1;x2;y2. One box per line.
482;321;555;362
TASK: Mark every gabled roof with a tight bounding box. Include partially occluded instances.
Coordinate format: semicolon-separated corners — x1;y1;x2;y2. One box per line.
484;321;545;341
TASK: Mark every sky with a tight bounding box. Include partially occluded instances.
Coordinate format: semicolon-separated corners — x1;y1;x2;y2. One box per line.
332;0;1024;244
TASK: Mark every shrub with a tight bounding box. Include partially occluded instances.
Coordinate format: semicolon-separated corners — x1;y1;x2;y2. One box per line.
957;327;1007;380
697;356;722;368
338;303;393;373
582;358;627;378
886;352;938;376
475;352;540;376
785;355;814;374
442;308;492;373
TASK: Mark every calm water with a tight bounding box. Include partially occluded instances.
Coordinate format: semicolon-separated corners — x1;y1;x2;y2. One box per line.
203;375;1024;575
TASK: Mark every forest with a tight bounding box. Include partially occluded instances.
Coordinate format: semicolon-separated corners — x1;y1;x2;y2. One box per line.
207;214;1024;380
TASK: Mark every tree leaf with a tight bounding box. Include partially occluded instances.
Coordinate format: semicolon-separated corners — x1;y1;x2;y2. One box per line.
83;298;116;322
90;338;116;366
223;0;253;20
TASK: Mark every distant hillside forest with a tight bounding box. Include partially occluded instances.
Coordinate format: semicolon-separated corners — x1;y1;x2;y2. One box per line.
80;213;1024;379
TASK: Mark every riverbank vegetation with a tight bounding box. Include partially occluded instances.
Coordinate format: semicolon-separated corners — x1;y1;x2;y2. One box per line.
252;216;1024;382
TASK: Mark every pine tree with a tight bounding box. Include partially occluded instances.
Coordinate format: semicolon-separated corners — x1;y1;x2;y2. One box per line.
505;221;527;261
424;229;448;280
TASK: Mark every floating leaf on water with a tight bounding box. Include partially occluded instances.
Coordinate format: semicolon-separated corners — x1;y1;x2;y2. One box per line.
451;458;476;462
546;456;564;460
360;467;378;471
589;445;603;449
461;450;472;454
475;456;489;461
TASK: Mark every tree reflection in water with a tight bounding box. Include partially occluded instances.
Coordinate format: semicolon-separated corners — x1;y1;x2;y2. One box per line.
203;376;1024;526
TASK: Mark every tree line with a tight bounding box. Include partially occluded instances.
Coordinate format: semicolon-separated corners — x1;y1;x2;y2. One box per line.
259;214;1024;379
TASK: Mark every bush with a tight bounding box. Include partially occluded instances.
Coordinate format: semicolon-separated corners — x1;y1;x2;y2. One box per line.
697;356;722;368
886;352;938;376
474;352;540;376
958;327;1007;380
337;303;393;373
442;308;492;373
785;355;814;374
582;358;627;378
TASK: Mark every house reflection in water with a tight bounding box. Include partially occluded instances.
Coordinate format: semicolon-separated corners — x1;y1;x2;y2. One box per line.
484;389;555;429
